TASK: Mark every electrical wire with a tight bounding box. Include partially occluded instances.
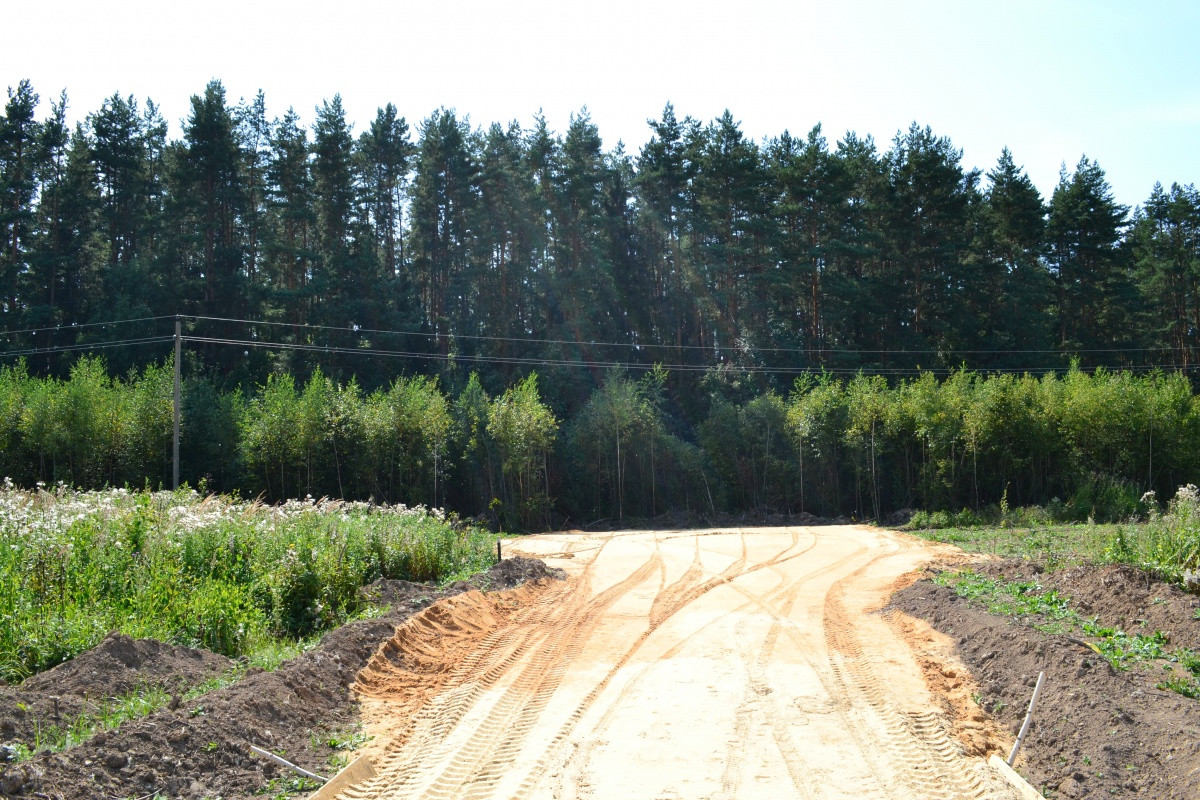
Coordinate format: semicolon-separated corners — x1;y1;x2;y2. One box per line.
0;336;176;359
0;313;1190;377
180;314;1182;357
0;316;175;338
180;335;1192;377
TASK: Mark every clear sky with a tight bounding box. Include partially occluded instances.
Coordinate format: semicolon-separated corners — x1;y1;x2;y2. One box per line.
5;0;1198;209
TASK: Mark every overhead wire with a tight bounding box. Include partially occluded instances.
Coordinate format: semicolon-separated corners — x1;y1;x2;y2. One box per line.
0;313;1190;376
0;336;176;359
179;314;1182;357
0;316;175;338
178;335;1194;377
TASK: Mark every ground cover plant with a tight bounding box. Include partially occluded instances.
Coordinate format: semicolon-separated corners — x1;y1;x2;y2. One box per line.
0;483;499;684
933;568;1200;697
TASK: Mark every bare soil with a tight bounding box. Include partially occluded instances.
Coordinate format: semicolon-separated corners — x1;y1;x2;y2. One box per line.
6;534;1196;800
892;558;1200;799
336;527;1027;799
0;557;564;799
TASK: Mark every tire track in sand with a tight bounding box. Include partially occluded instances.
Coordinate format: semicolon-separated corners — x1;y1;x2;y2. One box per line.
339;542;663;800
332;528;1022;800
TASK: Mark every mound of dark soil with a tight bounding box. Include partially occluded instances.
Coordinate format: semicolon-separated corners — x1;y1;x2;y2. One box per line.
456;555;567;591
0;557;564;799
893;559;1200;799
23;632;232;698
973;560;1200;647
0;633;231;774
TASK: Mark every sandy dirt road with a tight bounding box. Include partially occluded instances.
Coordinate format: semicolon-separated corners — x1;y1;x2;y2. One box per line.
331;527;1029;799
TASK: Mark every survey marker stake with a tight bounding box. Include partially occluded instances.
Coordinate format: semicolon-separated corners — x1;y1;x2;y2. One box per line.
1007;671;1046;767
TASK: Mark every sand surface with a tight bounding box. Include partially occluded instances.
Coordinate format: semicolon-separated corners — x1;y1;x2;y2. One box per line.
330;526;1028;799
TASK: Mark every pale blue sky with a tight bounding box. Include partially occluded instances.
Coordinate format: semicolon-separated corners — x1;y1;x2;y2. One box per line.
6;0;1198;208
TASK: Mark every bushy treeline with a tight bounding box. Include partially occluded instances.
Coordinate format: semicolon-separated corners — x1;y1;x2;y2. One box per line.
3;356;1198;526
3;78;1200;397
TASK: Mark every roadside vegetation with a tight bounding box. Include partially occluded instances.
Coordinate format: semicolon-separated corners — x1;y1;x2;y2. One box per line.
0;483;498;684
907;483;1200;586
935;568;1200;699
4;357;1200;529
912;482;1200;703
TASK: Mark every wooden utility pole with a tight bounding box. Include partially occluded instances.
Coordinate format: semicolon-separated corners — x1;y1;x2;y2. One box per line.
173;317;181;490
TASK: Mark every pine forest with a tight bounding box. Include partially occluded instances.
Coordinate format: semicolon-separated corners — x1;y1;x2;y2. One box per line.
3;78;1200;527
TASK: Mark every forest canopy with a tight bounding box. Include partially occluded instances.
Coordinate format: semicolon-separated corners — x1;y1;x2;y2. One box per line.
3;78;1200;524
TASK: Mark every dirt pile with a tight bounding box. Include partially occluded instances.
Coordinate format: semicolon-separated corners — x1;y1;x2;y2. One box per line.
22;632;232;697
0;556;563;799
893;559;1200;799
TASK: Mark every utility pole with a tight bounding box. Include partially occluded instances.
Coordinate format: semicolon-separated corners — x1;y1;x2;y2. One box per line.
173;317;181;490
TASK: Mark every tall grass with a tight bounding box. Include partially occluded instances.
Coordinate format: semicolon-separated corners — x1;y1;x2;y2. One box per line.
1104;485;1200;585
0;483;497;683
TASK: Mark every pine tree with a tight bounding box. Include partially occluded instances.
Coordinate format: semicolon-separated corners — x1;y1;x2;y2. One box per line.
409;108;477;355
264;108;315;322
236;90;271;287
635;104;698;366
971;148;1052;368
0;80;41;321
1047;157;1132;359
1131;182;1200;367
178;80;245;312
356;103;413;280
687;111;767;360
311;95;356;323
765;124;848;368
881;123;977;359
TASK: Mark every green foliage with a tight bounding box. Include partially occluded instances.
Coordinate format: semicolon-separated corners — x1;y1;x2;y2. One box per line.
0;486;497;682
937;570;1200;686
488;373;557;530
7;686;171;762
1101;484;1200;584
568;368;705;519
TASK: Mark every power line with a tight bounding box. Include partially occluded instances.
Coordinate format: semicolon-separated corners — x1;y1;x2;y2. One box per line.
0;316;174;338
181;335;1199;377
0;326;1190;378
0;336;176;359
181;314;1182;357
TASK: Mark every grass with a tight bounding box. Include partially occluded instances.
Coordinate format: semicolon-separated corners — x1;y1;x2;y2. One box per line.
907;521;1123;566
6;686;171;761
905;485;1200;586
0;484;501;684
936;569;1200;698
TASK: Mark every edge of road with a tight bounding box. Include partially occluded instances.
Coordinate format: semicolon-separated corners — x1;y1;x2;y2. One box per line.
308;753;376;799
987;755;1045;799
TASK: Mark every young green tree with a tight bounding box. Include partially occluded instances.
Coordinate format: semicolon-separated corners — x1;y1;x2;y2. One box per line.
488;373;557;530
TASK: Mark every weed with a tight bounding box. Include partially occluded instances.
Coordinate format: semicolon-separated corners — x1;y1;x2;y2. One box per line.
7;686;170;762
1158;675;1200;699
256;776;323;798
0;486;498;684
937;569;1200;691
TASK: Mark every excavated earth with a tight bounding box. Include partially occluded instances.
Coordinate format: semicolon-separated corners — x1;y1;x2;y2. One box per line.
893;559;1200;799
0;557;563;799
1;529;1196;799
322;527;1031;800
